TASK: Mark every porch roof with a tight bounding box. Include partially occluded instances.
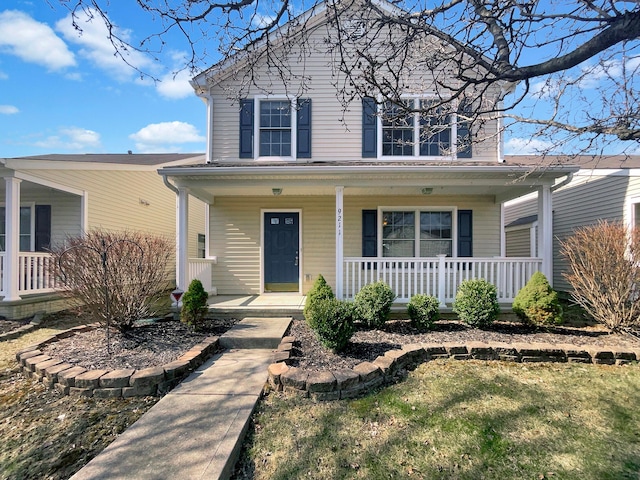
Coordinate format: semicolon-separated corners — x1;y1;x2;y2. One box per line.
159;160;579;204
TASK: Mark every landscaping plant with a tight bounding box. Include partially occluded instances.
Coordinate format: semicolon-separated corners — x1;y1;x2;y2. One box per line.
312;298;355;352
560;220;640;332
181;279;210;330
353;281;396;329
303;274;335;330
452;278;500;328
512;271;563;326
407;294;440;331
51;229;172;331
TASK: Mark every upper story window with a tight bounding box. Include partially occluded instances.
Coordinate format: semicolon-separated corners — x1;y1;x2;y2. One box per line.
239;97;311;160
363;97;472;159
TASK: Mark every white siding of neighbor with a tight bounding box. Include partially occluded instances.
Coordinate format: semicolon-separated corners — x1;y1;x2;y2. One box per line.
16;169;206;261
207;22;499;164
209;194;500;295
505;170;638;292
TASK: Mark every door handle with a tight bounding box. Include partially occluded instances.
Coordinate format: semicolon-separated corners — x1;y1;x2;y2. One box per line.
295;251;299;266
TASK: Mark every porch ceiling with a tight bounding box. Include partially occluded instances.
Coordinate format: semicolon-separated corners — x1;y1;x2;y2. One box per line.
160;163;579;203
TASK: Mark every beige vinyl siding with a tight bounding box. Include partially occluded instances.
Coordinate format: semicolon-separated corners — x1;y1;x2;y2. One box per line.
505;229;531;257
209;24;499;163
209;194;499;295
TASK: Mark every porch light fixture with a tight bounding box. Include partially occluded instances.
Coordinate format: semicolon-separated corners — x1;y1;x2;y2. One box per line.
421;187;433;195
272;188;282;196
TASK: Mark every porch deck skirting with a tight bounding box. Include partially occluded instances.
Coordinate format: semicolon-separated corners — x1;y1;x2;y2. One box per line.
343;256;542;304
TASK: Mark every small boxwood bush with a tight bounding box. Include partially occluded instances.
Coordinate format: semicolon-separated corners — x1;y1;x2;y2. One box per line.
180;279;209;330
512;271;563;326
353;281;396;329
303;274;335;330
452;278;500;328
313;298;355;352
407;294;440;331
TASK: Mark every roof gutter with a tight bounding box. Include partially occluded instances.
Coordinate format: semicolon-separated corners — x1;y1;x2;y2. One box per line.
162;173;179;195
551;172;574;192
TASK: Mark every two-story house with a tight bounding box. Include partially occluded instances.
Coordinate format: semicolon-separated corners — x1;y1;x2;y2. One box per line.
159;0;577;306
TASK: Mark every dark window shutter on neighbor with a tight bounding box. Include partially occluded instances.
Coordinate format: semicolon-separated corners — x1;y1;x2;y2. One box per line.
35;205;51;252
362;210;377;257
239;99;254;158
296;98;312;158
457;209;473;257
362;97;377;158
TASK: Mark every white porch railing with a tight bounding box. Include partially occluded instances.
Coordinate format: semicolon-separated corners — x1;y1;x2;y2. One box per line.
187;257;217;294
0;252;59;298
343;255;543;304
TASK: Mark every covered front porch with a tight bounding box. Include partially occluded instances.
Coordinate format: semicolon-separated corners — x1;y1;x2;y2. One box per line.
161;162;578;307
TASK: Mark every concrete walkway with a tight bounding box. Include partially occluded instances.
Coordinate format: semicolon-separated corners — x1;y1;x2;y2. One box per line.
70;317;292;480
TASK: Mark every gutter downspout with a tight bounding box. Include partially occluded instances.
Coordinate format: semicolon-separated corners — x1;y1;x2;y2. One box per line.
162;174;187;290
551;172;574;192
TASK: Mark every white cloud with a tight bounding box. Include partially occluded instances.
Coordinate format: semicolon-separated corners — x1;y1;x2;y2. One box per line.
0;70;8;79
0;10;76;70
56;8;152;82
156;68;194;99
504;137;554;155
34;127;102;151
129;121;205;152
0;105;18;114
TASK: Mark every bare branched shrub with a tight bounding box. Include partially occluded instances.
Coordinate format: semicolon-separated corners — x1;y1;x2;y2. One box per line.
51;229;173;331
559;220;640;332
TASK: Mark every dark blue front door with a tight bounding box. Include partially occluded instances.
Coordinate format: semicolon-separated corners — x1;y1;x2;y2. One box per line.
264;212;299;292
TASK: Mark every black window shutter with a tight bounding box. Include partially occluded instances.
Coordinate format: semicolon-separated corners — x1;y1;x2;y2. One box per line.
362;97;377;158
457;103;472;158
296;98;312;158
362;210;377;257
239;99;254;158
35;205;51;252
457;209;473;257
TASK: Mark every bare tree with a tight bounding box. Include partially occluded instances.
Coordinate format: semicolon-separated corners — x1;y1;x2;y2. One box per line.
58;0;639;155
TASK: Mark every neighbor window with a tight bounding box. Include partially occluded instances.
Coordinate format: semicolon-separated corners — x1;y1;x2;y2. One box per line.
382;209;453;257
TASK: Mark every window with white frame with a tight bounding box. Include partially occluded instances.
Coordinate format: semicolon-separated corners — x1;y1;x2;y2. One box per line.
382;209;453;257
374;98;471;158
0;206;33;251
259;100;292;157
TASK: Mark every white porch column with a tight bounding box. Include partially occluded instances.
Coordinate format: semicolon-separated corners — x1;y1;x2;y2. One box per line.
537;184;553;284
176;187;189;290
335;186;344;299
4;177;21;301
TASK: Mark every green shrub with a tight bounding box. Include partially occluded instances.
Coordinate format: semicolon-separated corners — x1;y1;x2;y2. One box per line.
407;294;440;331
180;279;209;330
313;298;355;352
303;274;335;330
353;281;396;329
452;279;500;328
512;271;563;326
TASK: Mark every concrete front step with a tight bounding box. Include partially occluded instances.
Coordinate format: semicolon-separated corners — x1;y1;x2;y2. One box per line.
219;317;292;349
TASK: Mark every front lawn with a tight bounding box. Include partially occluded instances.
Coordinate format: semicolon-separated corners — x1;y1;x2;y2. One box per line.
234;359;640;480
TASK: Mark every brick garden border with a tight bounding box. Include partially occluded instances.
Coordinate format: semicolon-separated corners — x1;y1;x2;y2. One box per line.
268;336;640;401
14;324;220;398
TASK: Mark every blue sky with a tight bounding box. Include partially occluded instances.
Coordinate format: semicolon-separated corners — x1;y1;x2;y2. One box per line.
0;1;637;158
0;1;209;157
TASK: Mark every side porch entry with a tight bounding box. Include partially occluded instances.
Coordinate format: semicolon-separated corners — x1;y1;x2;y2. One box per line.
264;211;300;292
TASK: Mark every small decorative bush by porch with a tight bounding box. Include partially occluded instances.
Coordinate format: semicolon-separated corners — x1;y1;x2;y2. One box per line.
353;281;396;329
512;272;563;326
312;298;355;352
453;279;500;328
304;274;335;330
181;279;210;330
407;294;440;331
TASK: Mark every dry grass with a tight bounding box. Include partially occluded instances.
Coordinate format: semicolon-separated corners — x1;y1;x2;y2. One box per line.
234;360;640;480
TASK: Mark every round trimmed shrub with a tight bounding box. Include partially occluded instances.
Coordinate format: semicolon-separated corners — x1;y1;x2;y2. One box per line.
452;278;500;328
303;274;335;330
407;294;440;331
313;298;355;352
512;271;563;326
180;279;209;330
353;281;396;329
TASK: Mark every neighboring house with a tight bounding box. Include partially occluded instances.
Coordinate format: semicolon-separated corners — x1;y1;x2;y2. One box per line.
504;154;640;292
158;0;577;306
0;153;207;319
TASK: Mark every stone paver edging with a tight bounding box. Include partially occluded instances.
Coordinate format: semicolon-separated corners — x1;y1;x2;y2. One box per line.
14;324;220;398
268;337;640;401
